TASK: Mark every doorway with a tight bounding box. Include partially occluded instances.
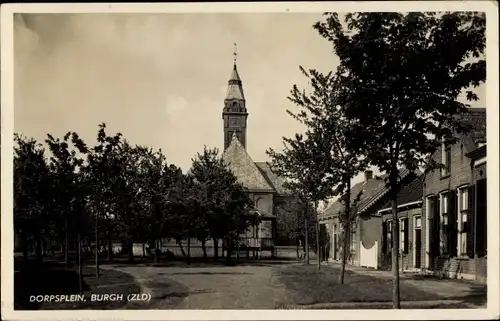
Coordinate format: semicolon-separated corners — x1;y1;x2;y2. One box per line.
414;216;422;269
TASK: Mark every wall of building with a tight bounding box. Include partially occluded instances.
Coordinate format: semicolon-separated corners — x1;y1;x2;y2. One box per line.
381;207;422;271
250;192;274;215
421;142;487;282
422;141;472;273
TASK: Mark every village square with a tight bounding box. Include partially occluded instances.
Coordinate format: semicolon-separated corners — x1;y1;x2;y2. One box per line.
9;9;490;312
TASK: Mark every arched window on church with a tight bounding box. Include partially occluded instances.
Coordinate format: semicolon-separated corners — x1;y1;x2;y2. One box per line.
232;102;237;111
255;197;263;209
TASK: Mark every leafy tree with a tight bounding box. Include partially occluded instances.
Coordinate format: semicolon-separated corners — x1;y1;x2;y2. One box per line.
286;66;368;282
14;134;51;262
189;146;255;261
164;168;195;261
314;12;485;307
274;197;316;259
267;128;334;270
45;131;88;266
83;123;123;276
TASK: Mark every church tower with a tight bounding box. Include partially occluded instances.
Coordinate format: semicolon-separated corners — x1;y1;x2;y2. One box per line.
222;44;248;150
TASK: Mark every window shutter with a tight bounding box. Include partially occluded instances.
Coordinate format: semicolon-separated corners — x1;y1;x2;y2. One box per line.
382;221;387;254
447;190;457;257
446;147;452;172
466;185;475;257
429;196;440;258
403;218;409;254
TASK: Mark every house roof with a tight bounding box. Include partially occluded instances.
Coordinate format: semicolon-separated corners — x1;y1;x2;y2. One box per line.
465;144;486;160
222;133;275;192
320;168;415;219
254;161;292;195
459;108;486;153
379;174;424;212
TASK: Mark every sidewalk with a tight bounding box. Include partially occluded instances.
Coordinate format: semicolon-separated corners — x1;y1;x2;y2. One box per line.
326;262;487;303
291;299;485;309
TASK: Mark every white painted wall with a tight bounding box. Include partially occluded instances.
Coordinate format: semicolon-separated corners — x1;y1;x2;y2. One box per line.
360;240;378;269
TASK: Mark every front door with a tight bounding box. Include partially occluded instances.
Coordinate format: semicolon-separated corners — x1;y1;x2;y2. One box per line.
415;229;422;269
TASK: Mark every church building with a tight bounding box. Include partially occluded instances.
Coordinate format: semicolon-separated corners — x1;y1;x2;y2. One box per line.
221;56;292;256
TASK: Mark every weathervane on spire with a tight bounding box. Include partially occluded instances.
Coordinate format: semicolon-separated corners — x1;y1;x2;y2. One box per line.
233;43;238;65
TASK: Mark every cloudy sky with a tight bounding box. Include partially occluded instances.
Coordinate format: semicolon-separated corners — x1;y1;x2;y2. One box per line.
13;12;486;190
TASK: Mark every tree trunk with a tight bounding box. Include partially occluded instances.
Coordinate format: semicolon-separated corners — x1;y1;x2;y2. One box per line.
390;169;401;309
304;204;310;264
107;235;113;262
42;237;48;257
127;239;135;263
155;239;161;263
187;238;191;265
213;237;219;260
315;200;321;271
35;233;43;262
22;231;28;261
225;239;232;262
77;232;83;294
201;240;208;259
65;218;70;266
95;210;99;278
339;178;351;285
142;243;146;257
177;239;187;258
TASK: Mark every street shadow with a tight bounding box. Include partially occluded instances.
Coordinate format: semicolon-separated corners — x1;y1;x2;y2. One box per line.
14;260;90;310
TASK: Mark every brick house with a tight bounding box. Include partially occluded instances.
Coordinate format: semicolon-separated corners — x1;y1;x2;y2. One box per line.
421;108;486;282
319;169;419;269
378;174;424;272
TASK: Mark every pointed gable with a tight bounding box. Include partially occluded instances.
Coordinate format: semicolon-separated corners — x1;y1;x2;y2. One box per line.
223;134;274;192
254;161;292;195
225;65;245;100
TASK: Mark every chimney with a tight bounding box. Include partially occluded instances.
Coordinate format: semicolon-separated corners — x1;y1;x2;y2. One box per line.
364;170;373;182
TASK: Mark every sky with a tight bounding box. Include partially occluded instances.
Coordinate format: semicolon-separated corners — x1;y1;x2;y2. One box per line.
13;13;486;201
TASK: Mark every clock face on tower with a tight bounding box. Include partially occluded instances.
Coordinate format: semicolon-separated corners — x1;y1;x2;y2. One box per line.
230;117;239;126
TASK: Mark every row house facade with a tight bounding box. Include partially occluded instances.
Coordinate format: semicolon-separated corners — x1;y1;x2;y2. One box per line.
422;108;486;281
320;108;487;283
319;169;420;269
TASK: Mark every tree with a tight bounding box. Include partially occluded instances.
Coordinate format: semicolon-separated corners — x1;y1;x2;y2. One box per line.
45;132;89;266
267;128;335;270
274;197;316;259
84;123;123;276
14;134;51;262
164;168;196;262
284;65;369;280
189;146;255;261
314;12;485;308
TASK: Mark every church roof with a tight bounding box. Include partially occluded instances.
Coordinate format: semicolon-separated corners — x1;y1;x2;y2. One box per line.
225;64;245;100
223;133;274;192
255;162;292;195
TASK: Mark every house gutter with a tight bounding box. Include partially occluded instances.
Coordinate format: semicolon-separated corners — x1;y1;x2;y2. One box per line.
377;200;423;215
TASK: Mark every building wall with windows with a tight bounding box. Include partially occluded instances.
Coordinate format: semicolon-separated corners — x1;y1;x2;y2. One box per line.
381;207;422;271
422;109;486;282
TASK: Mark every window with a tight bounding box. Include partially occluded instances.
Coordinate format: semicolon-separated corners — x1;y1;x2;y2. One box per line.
400;218;409;254
440;190;457;256
439;192;450;254
387;220;393;252
458;186;469;256
415;217;422;229
441;139;452;177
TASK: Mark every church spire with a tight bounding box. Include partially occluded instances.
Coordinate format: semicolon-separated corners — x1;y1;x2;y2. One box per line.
222;43;248;151
226;43;244;100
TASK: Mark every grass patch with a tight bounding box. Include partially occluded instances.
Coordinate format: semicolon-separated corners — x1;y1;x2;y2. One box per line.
275;264;444;306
